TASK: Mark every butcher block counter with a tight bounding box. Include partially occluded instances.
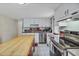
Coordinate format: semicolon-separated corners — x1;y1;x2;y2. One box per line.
0;35;34;56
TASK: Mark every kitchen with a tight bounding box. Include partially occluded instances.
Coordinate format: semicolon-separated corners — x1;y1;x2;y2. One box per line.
18;3;79;56
50;3;79;56
0;3;79;56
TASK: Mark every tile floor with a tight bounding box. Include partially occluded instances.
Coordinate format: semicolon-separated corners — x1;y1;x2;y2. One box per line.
33;44;50;56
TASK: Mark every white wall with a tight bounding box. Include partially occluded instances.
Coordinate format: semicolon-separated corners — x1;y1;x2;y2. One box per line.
18;20;22;35
0;16;18;42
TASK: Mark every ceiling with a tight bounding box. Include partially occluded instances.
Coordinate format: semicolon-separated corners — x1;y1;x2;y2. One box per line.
0;3;61;20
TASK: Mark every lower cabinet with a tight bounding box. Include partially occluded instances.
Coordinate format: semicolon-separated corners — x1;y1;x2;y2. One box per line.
35;33;39;44
68;52;73;56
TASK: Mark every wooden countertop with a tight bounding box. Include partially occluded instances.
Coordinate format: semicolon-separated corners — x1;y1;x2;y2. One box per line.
0;35;34;56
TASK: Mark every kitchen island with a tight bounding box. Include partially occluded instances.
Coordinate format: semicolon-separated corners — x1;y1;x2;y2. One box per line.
0;35;34;56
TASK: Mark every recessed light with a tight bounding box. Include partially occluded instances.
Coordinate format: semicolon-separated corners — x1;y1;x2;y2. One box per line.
18;3;25;5
66;19;71;21
18;3;30;6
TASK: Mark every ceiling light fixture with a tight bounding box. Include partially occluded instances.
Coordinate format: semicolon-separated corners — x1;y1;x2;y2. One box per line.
19;3;25;5
18;3;30;6
66;19;71;21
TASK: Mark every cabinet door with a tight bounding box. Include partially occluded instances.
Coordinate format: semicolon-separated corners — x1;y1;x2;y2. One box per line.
54;4;67;21
58;21;67;26
54;7;65;21
35;33;39;43
68;52;73;56
47;33;50;45
64;3;79;14
55;3;79;21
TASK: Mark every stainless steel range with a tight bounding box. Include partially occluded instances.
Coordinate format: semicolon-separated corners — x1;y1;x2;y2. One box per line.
50;30;79;56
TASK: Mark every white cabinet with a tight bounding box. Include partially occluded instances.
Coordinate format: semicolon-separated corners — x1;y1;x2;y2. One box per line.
58;21;67;27
47;33;53;45
54;35;59;43
35;33;39;43
22;33;35;35
49;40;53;51
54;26;59;33
67;4;79;14
68;52;73;56
54;3;79;21
23;19;51;27
47;33;50;45
67;49;79;56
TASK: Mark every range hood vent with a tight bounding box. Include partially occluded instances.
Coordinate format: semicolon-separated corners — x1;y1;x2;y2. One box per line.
57;10;79;22
71;11;78;15
71;10;79;21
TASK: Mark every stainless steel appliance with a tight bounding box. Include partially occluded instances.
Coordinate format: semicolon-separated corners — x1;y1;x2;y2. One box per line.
49;30;79;56
39;32;47;44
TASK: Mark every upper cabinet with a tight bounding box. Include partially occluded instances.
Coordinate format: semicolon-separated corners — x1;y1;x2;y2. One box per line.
23;19;51;27
58;21;67;27
54;3;79;21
